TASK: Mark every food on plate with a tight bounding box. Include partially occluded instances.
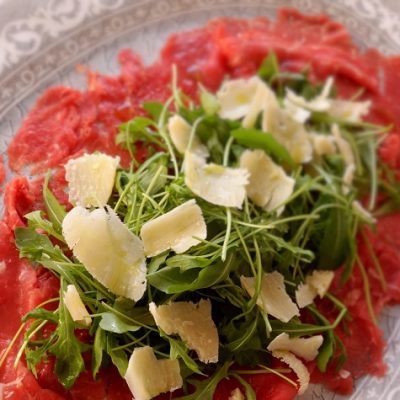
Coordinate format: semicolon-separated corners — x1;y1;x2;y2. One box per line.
1;7;400;400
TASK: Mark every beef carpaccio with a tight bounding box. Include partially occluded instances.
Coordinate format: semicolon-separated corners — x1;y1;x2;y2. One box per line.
1;8;400;400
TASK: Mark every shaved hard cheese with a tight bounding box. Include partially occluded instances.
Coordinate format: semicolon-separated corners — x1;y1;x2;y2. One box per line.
65;153;119;208
284;77;334;113
64;284;91;327
342;163;356;195
331;124;355;166
240;149;295;215
310;133;337;157
242;78;279;128
241;271;299;323
267;333;323;361
228;388;245;400
62;206;146;301
328;99;371;123
184;152;249;208
263;108;313;164
296;270;335;308
352;200;376;224
149;299;219;363
217;76;263;120
167;115;209;157
140;199;207;257
125;346;182;400
272;350;310;395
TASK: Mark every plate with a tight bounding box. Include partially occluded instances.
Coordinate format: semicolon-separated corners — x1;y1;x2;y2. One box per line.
0;1;400;399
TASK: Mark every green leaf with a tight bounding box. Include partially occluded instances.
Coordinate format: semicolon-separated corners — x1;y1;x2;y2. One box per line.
106;334;129;377
231;127;295;168
199;85;219;116
257;52;279;82
166;255;212;271
230;373;256;400
148;253;237;294
43;173;66;232
22;307;59;323
317;332;334;372
168;337;203;375
15;227;62;262
25;211;65;242
99;312;141;334
92;327;106;378
175;361;231;400
143;101;165;121
49;280;85;389
317;206;350;270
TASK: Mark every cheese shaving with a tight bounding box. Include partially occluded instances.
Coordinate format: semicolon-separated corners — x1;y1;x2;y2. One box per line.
241;271;299;323
149;299;219;363
140;199;207;257
328;99;371;123
272;350;310;395
184;152;249;208
125;346;182;400
65;153;119;208
64;284;92;327
62;206;146;301
267;333;323;361
239;149;295;215
168;114;209;157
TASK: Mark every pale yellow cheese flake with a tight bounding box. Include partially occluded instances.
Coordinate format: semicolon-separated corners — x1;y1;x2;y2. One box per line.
64;284;91;327
331;124;355;166
228;388;245;400
240;149;295;215
125;346;182;400
65;153;119;208
272;350;310;395
241;271;299;323
310;133;337;157
62;206;146;301
267;333;323;361
167;114;209;157
295;270;335;308
140;199;207;257
328;99;371;123
217;76;263;120
284;76;334;113
149;299;219;363
184;152;249;208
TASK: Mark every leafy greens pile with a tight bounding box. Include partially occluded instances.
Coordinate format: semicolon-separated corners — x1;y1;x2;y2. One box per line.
6;54;395;399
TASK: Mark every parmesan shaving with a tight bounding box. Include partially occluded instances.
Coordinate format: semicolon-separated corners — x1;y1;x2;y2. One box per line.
310;133;337;157
217;77;263;120
149;299;219;363
62;206;146;301
272;350;310;395
241;271;299;323
342;163;356;195
328;99;371;123
140;199;207;257
64;284;92;327
65;153;119;208
168;114;209;157
125;346;182;400
228;388;245;400
295;270;335;308
239;149;295;215
267;333;323;361
332;124;355;166
184;152;249;208
352;200;376;224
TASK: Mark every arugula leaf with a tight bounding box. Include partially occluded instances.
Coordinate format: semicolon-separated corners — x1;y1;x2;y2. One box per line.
175;362;231;400
22;308;59;324
92;327;106;378
43;173;66;232
49;279;85;389
317;332;334;372
99;312;141;334
148;253;236;294
106;334;129;377
231;127;295;167
168;337;203;375
257;52;280;82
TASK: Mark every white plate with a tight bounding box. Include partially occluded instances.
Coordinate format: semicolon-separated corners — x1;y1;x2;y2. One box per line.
1;1;400;399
